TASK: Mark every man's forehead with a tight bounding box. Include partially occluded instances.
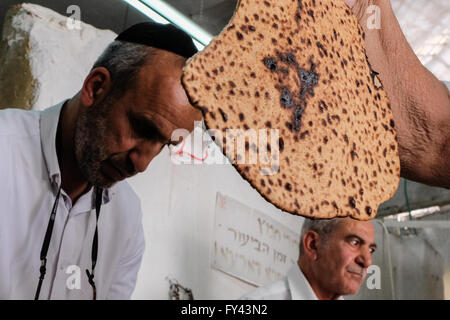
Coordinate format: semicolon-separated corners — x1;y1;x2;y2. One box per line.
144;107;196;138
124;52;200;141
148;48;187;73
138;65;198;121
336;218;375;240
149;87;199;131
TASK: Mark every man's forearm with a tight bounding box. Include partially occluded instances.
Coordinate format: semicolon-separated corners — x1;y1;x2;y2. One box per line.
358;0;450;187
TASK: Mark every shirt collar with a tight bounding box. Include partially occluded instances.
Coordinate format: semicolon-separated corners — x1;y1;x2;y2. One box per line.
39;101;110;206
287;264;344;300
287;264;319;300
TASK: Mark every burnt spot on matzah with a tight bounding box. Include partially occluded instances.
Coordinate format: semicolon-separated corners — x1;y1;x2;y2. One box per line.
263;57;278;72
280;88;294;108
263;53;319;134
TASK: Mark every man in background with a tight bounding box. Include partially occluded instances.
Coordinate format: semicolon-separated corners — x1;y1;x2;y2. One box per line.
241;218;376;300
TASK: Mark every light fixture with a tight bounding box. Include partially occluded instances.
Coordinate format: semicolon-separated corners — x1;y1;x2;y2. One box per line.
122;0;213;50
123;0;169;24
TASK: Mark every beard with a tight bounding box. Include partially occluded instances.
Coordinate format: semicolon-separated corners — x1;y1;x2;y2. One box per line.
74;97;112;188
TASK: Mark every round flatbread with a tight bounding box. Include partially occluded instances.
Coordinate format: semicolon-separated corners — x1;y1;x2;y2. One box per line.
182;0;400;220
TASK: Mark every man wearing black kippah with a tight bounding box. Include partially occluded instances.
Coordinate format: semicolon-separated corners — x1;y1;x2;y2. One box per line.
0;22;202;299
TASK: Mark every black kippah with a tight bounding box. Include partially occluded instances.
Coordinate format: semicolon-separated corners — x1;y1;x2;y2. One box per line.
115;22;198;59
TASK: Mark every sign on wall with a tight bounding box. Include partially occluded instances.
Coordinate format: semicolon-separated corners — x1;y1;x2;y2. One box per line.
212;193;300;286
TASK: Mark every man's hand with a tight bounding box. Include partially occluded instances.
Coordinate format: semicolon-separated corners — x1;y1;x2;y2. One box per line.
341;0;450;188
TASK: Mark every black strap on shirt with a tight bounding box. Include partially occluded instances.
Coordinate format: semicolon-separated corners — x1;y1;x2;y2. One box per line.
34;186;103;300
34;185;62;300
86;187;103;300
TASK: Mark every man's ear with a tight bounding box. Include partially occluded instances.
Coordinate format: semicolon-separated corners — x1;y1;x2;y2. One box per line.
80;67;111;107
302;230;320;261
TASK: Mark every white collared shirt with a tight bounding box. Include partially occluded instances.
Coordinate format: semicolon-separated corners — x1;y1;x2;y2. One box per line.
240;264;344;300
240;264;320;300
0;102;145;299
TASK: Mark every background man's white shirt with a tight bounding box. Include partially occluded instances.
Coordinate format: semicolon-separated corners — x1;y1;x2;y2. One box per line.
0;103;145;299
240;264;326;300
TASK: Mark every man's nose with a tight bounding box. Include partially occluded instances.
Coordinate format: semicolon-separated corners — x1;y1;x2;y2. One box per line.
356;248;372;268
129;141;163;173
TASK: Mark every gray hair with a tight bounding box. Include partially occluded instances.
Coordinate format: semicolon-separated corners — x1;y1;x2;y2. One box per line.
299;218;342;256
91;40;155;100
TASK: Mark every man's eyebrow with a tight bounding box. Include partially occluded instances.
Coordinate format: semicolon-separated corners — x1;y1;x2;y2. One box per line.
129;113;168;142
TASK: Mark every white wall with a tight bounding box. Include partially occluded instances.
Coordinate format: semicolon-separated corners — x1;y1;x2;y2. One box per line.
129;147;303;299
